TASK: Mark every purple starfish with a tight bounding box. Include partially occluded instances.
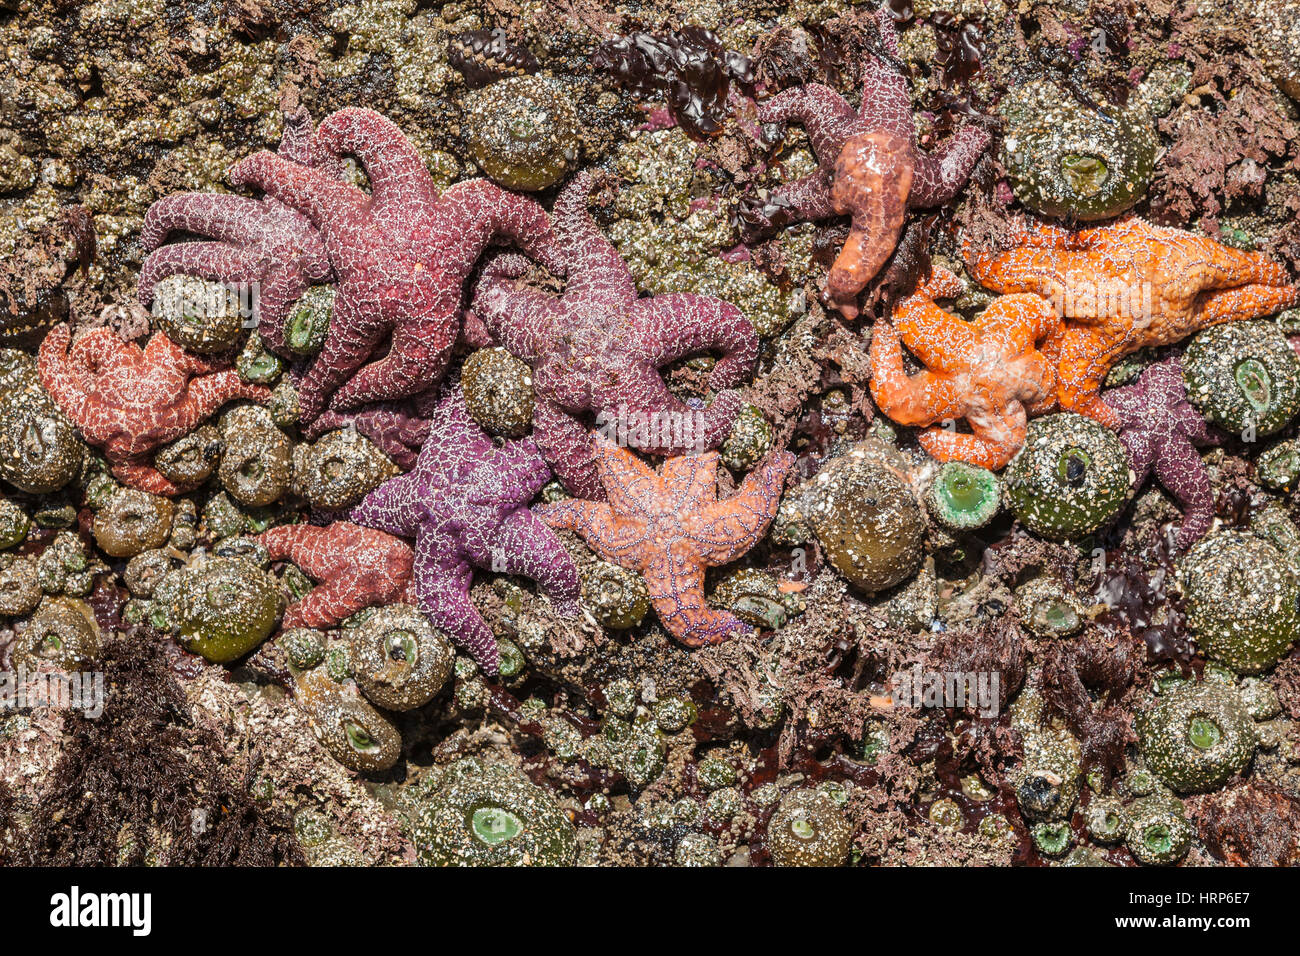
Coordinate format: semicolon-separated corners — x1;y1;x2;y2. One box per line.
740;5;990;318
466;172;759;500
1105;355;1222;548
309;394;434;470
138;107;335;357
348;381;580;674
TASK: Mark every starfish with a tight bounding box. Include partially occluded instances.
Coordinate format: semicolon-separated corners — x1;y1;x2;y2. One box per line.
1105;355;1221;548
467;172;759;499
536;438;795;647
744;5;990;318
258;521;414;629
348;383;580;674
965;216;1300;428
138;107;335;357
227;107;566;425
869;265;1059;469
38;324;268;494
309;394;435;470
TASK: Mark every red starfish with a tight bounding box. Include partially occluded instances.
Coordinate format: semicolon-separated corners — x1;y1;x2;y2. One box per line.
227;107;566;425
746;6;990;318
38;324;269;494
537;439;795;647
258;522;414;630
869;266;1059;469
966;217;1300;427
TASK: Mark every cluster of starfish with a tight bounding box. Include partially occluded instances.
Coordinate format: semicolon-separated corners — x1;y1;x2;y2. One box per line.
867;216;1299;544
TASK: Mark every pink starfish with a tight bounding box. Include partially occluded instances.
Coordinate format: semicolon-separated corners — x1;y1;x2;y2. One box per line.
466;172;759;499
227;107;566;424
138;107;335;357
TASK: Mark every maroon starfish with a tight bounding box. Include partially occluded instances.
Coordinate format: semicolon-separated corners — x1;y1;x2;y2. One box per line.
743;6;990;318
1105;355;1222;548
138;107;335;357
466;172;759;499
227;107;566;424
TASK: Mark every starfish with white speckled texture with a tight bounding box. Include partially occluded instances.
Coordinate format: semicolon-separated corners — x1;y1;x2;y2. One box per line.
467;172;759;499
743;5;990;318
227;107;566;425
537;438;794;647
349;383;579;674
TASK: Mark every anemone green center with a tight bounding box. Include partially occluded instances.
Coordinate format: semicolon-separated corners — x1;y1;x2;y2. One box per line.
1187;716;1222;750
1143;823;1173;855
789;818;816;841
1235;358;1273;413
40;633;63;654
940;470;987;513
343;720;378;753
1038;600;1079;633
471;806;524;845
1060;153;1110;196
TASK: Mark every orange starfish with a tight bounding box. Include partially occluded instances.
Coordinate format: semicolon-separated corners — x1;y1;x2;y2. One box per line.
259;522;414;630
869;266;1059;469
536;438;795;647
38;325;269;494
965;217;1300;427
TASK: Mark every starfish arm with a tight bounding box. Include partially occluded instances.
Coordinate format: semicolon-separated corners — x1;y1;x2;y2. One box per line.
873;5;902;56
491;510;582;615
826;132;912;317
310;107;439;213
552;172;639;301
465;266;558;362
307;405;429;469
329;307;457;411
891;294;977;375
1120;428;1157;486
1193;284;1300;326
111;459;185;496
36;326;92;429
432;178;565;279
228;150;367;232
684;449;794;564
767;168;837;223
470;438;551;505
1154;439;1215;548
1055;326;1123;428
629;293;759;389
659;450;723;510
277;106;316;165
917;427;1021;470
139;193;271;251
138;242;264;307
758;84;858;161
534;499;646;566
910;124;992;208
642;551;748;647
349;472;420;537
295;293;390;422
868;320;965;425
410;536;500;673
533;400;604;500
590;437;663;519
253;264;312;357
184;370;271;422
857;56;913;136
